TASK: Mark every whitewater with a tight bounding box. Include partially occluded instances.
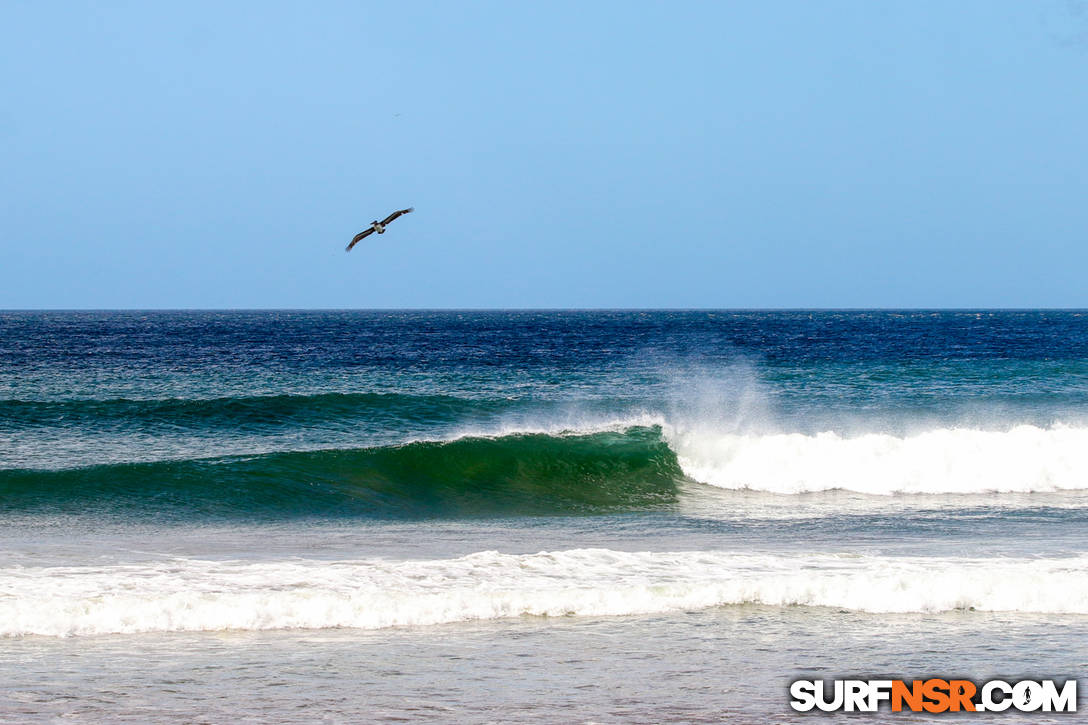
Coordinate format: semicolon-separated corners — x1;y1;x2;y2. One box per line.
5;420;1087;507
3;310;1087;722
6;549;1088;638
668;422;1088;494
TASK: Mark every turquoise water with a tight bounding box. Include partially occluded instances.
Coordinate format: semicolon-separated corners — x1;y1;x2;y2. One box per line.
1;311;1086;721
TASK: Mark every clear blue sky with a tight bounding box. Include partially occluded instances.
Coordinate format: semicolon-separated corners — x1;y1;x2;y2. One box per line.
2;1;1086;308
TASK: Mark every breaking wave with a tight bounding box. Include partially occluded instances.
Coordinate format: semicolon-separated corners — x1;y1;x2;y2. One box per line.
3;421;1087;520
670;423;1088;494
6;548;1088;637
0;426;681;518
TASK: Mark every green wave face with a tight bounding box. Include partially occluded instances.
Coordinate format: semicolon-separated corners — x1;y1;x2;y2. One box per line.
0;427;682;519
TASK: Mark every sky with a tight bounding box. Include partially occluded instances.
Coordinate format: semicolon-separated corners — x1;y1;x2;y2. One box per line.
2;0;1087;308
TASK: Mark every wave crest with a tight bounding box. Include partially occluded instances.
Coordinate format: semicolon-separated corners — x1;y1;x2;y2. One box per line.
668;424;1088;494
0;427;680;518
5;422;1088;517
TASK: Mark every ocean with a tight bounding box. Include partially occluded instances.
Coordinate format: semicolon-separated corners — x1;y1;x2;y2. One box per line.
1;310;1086;722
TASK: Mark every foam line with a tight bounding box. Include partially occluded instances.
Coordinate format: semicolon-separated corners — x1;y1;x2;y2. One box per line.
668;424;1088;494
5;549;1088;637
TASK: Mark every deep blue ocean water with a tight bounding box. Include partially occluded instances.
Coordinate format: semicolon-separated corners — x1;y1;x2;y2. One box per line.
1;310;1086;722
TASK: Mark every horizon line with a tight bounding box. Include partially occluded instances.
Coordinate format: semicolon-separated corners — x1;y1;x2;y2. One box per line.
3;307;1087;313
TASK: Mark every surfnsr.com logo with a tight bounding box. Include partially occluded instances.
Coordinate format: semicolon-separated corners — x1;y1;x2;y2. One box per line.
789;678;1077;713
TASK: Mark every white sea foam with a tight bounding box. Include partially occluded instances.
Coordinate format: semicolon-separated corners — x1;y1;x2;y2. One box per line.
666;423;1088;494
5;549;1088;637
443;417;1088;496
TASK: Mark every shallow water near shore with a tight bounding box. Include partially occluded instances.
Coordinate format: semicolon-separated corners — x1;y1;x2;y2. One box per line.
4;607;1086;723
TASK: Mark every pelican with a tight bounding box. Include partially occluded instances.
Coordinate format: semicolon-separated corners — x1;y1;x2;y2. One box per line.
346;208;414;251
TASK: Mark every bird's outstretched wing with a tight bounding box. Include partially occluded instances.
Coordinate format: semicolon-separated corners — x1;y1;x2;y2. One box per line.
346;227;375;252
380;207;414;226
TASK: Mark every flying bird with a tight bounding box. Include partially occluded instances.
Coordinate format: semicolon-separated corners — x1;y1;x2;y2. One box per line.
346;207;414;251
